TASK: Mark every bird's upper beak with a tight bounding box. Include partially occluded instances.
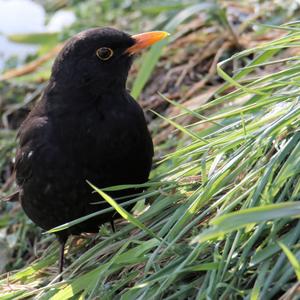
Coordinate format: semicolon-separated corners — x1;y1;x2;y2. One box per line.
126;31;169;55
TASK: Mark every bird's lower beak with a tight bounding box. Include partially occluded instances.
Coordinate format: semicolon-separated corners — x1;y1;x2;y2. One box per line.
126;31;169;55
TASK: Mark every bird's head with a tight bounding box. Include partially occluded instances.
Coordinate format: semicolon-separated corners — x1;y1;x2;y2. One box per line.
51;27;169;93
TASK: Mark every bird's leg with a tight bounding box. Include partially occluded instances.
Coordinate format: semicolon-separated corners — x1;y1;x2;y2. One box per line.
57;235;68;281
110;219;116;233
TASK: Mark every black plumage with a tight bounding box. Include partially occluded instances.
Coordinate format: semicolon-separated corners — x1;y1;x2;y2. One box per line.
15;27;167;274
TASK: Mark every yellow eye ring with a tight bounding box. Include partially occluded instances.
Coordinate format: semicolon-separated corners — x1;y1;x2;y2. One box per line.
96;47;113;61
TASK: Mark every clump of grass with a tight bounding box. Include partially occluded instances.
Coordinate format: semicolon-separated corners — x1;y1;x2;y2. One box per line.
1;19;300;300
1;1;300;299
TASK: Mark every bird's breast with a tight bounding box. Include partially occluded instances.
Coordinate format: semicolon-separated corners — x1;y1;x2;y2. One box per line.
49;97;152;183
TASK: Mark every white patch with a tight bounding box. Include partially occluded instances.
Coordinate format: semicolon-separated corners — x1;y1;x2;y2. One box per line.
28;151;33;158
44;183;51;194
0;0;45;35
46;10;76;33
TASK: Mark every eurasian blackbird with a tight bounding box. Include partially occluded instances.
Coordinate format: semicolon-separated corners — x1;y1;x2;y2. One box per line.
15;27;168;274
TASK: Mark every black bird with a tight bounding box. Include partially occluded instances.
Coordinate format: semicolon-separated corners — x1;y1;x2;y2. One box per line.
15;27;168;274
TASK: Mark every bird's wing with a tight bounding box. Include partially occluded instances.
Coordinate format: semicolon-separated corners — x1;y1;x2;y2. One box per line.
15;115;49;186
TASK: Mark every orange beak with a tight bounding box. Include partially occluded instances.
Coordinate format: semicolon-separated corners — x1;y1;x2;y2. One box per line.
126;31;169;55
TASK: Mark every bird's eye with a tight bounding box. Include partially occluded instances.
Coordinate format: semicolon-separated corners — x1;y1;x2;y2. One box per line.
96;47;114;61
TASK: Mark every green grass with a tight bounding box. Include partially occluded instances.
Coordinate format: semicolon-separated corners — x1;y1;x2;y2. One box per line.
1;1;300;299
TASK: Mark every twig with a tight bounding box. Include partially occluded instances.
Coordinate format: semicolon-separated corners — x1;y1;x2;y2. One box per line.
185;41;231;99
0;45;63;81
